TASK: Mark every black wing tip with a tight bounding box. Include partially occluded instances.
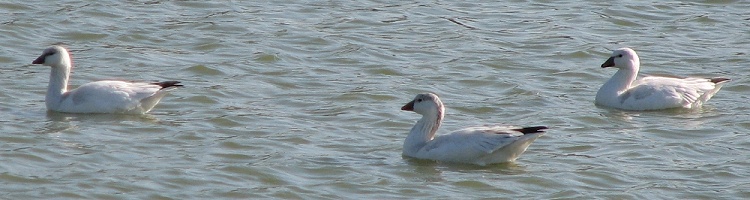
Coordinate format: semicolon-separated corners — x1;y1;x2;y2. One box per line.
512;126;548;135
154;81;184;89
709;77;730;84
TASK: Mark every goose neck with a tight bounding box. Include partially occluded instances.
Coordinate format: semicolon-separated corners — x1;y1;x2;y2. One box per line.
46;64;71;105
403;109;442;155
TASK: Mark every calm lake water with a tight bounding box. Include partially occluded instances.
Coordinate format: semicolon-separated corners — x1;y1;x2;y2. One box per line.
1;0;749;199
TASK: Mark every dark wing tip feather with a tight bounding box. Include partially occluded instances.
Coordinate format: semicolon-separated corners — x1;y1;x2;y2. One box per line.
512;126;548;135
709;77;730;84
154;81;184;89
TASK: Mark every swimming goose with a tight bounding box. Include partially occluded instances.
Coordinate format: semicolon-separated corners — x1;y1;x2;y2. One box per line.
401;93;547;165
32;46;183;114
595;47;729;111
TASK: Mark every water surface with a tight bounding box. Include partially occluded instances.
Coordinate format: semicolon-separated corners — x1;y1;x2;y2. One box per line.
1;0;749;199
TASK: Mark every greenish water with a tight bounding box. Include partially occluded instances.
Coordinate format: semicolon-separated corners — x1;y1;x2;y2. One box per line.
1;1;748;199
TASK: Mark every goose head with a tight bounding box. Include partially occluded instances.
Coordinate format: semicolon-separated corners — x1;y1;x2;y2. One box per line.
601;47;640;70
32;46;71;67
401;93;444;120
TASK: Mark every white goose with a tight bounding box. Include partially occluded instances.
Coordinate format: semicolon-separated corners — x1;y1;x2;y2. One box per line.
32;46;183;114
596;47;730;111
401;93;547;165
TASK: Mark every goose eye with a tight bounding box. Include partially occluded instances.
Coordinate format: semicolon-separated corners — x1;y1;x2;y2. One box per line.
617;54;623;58
416;98;423;103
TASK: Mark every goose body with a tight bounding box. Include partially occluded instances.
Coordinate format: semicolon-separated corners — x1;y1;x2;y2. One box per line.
32;46;182;114
401;93;546;165
595;48;729;111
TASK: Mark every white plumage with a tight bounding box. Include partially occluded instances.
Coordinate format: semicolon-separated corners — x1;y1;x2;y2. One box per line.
32;46;182;114
401;93;546;165
595;47;729;111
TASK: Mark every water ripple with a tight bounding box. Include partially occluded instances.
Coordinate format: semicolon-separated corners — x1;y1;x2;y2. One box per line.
1;0;749;199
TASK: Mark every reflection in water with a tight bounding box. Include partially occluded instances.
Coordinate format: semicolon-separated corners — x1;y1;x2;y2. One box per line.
45;111;159;123
39;111;160;134
37;112;165;152
598;106;720;130
403;156;528;177
599;108;638;122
